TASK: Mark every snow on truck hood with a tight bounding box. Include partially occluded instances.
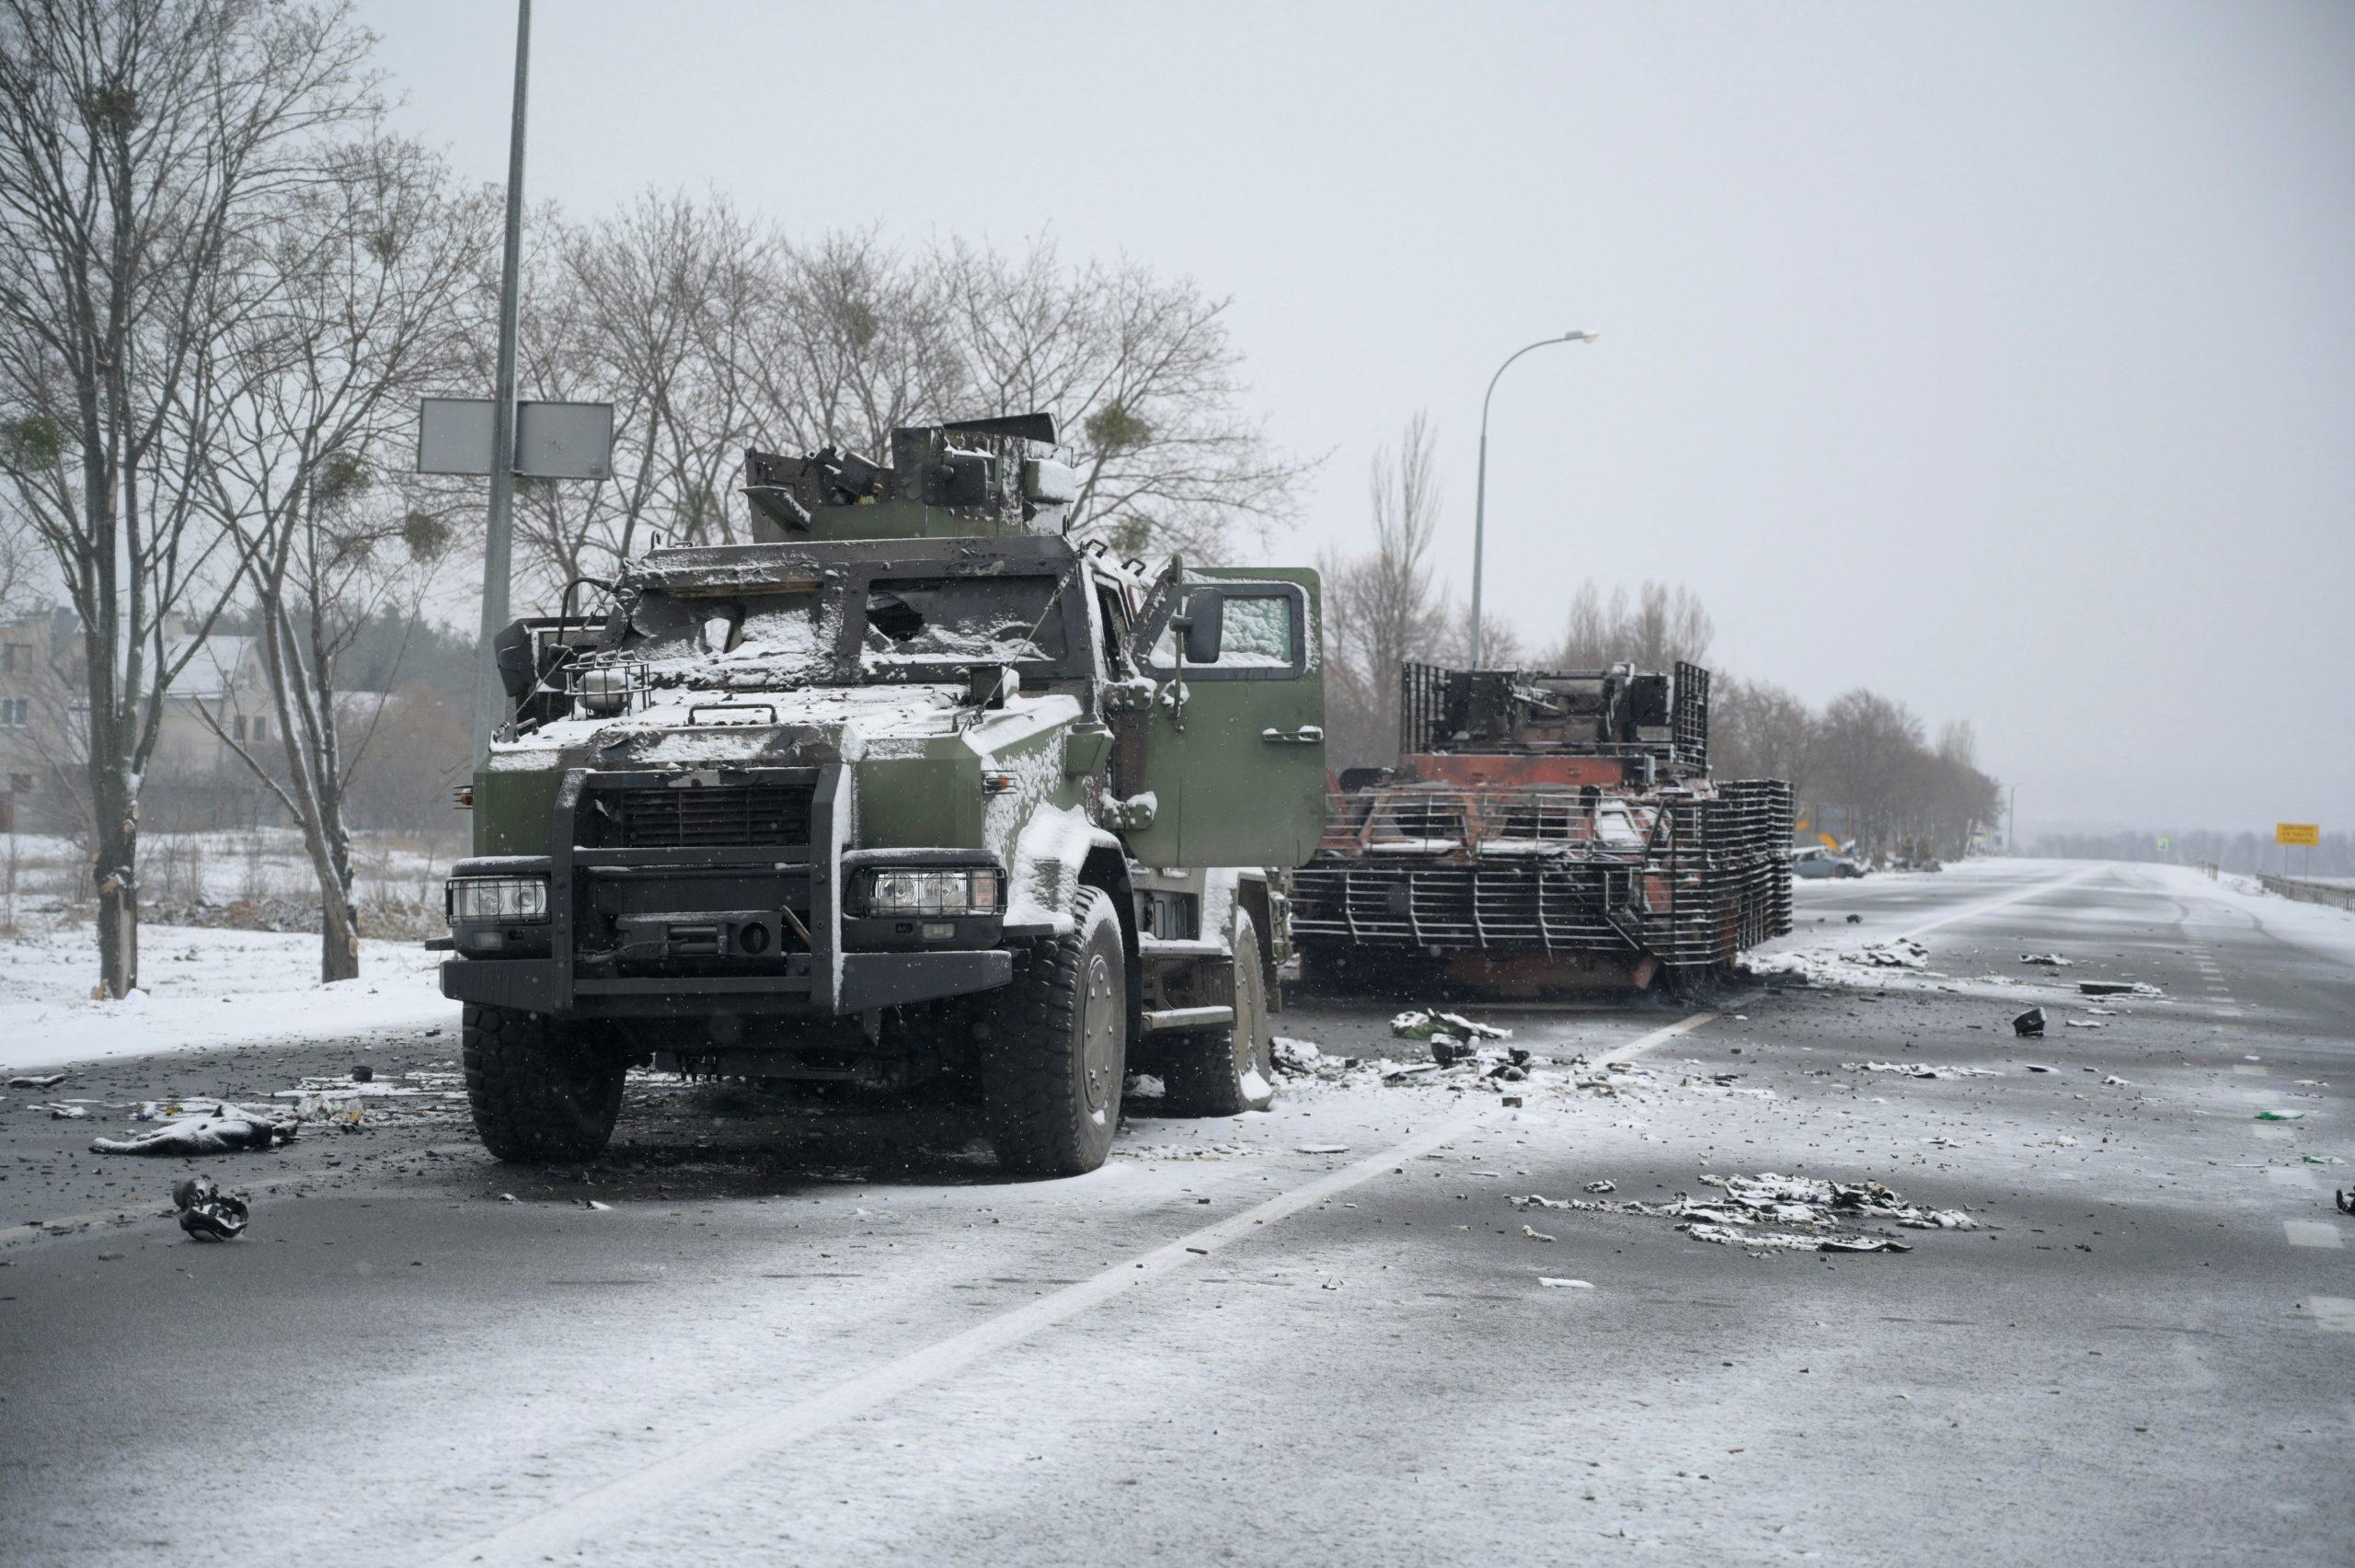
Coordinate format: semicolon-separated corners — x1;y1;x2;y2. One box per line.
488;686;1081;769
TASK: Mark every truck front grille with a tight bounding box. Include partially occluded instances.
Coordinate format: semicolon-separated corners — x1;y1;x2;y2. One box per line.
615;784;813;849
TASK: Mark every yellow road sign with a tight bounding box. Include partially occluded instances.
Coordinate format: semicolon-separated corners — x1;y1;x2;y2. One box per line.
2277;822;2321;847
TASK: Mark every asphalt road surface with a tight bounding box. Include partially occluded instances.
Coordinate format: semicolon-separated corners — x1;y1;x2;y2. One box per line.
3;860;2349;1565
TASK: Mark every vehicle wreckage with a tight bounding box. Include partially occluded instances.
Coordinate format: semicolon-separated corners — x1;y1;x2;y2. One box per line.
1292;661;1791;993
436;413;1327;1175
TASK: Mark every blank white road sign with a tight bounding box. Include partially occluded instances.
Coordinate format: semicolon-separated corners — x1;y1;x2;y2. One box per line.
417;398;615;480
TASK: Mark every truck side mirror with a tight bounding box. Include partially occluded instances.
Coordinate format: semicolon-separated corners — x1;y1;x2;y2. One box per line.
1178;587;1225;664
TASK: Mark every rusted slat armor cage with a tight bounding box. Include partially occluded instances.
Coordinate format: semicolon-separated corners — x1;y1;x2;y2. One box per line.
1294;661;1792;993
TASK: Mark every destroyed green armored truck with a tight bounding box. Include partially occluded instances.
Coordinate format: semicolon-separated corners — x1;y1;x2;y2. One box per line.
437;413;1327;1175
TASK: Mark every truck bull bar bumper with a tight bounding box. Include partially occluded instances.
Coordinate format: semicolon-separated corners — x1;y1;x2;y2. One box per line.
440;762;1013;1018
441;949;1011;1017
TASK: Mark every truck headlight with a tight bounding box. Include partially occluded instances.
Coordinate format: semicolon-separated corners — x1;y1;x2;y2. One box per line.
447;876;549;923
852;866;1004;917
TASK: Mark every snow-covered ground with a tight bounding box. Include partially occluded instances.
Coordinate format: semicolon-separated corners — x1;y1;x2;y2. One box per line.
2140;862;2355;972
0;923;454;1076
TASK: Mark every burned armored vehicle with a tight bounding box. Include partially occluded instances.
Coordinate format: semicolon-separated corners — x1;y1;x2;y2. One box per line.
439;414;1327;1175
1293;661;1789;993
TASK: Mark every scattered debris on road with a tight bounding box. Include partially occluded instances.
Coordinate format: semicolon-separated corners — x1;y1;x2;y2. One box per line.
2255;1110;2303;1122
2079;980;2162;998
1522;1224;1557;1242
1271;1037;1328;1075
1511;1171;1976;1256
2018;953;2072;967
1846;1061;2004;1079
1584;1179;1616;1194
1391;1010;1511;1044
1539;1276;1594;1289
7;1073;68;1089
2013;1007;2047;1037
172;1175;249;1242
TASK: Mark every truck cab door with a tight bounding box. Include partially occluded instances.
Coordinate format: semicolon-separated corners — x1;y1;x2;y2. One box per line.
1120;567;1326;869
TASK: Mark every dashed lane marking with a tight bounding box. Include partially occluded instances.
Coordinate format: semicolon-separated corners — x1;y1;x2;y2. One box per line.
422;1017;1713;1566
2284;1220;2344;1251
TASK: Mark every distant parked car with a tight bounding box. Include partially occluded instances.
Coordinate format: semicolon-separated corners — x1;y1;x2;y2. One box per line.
1791;845;1867;879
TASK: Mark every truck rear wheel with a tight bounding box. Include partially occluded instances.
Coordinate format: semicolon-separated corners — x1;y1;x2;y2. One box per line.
985;886;1126;1176
462;1003;626;1163
1161;910;1277;1116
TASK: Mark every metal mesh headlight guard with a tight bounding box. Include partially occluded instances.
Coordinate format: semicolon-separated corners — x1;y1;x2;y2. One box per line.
447;876;550;923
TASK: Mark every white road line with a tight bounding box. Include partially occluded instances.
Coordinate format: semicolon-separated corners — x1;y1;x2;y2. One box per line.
423;1017;1712;1566
2283;1220;2344;1251
1897;865;2100;942
2269;1167;2317;1189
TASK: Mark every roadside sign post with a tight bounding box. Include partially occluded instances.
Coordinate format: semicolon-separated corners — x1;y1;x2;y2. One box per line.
409;0;614;772
2276;821;2320;879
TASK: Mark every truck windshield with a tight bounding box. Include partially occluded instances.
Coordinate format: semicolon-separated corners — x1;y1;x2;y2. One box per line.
860;576;1067;670
627;586;833;687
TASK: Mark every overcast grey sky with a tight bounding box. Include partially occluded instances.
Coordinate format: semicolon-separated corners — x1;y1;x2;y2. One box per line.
360;0;2354;838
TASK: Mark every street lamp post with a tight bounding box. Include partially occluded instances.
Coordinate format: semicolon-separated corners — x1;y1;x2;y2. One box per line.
1470;329;1596;669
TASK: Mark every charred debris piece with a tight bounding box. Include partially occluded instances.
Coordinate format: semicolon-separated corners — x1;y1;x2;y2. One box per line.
1295;662;1792;997
1514;1172;1975;1254
172;1176;249;1242
2013;1007;2048;1037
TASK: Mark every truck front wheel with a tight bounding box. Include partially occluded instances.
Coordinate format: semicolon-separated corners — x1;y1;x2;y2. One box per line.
985;886;1127;1176
1161;910;1277;1116
462;1003;626;1163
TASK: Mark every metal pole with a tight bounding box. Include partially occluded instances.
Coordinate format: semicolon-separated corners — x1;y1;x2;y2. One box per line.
1469;330;1594;670
1470;424;1488;669
472;0;532;767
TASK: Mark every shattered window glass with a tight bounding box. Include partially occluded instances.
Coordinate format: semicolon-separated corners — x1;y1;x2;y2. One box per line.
1220;595;1294;666
1147;586;1301;672
860;577;1067;665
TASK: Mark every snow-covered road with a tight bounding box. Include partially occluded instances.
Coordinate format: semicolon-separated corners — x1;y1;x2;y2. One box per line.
3;861;2350;1566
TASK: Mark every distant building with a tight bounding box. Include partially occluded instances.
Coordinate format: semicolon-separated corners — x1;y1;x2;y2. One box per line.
0;610;77;836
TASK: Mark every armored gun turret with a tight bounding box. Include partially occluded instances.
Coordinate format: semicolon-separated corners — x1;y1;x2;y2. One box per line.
1296;660;1790;994
438;414;1328;1176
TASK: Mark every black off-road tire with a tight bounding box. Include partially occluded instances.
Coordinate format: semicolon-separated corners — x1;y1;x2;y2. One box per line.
984;887;1127;1176
462;1003;627;1163
1162;910;1277;1116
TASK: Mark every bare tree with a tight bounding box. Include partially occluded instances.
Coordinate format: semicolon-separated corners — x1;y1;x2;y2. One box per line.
0;0;378;994
187;135;486;979
1549;579;1712;669
1713;677;1816;795
1324;413;1448;767
935;235;1306;560
742;225;966;471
